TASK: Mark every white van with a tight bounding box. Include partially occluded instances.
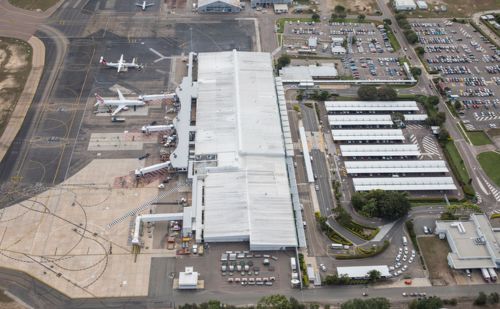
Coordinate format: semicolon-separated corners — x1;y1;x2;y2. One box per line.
402;236;408;246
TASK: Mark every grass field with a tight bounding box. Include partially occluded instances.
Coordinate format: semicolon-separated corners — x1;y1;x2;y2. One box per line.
457;123;492;146
477;151;500;187
8;0;59;11
418;237;455;285
387;28;401;51
408;0;499;18
442;140;474;197
0;37;32;138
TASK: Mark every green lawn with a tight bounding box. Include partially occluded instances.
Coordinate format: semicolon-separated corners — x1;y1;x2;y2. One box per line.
443;140;474;197
8;0;59;11
477;151;500;187
457;123;492;146
386;28;401;51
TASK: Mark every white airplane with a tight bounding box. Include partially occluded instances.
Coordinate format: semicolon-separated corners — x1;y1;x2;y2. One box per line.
99;54;143;72
95;89;146;116
136;0;154;10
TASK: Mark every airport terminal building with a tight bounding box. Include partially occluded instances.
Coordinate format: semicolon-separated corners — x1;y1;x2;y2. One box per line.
171;50;302;251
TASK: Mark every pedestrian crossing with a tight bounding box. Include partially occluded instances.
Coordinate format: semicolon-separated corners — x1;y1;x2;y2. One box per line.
409;134;423;159
475;193;483;204
463;122;476;131
483;177;500;202
106;182;185;229
474;115;500;122
405;124;426;130
422;135;442;158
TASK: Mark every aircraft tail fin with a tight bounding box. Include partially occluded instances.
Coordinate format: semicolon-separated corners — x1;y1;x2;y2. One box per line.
95;93;105;106
99;56;107;65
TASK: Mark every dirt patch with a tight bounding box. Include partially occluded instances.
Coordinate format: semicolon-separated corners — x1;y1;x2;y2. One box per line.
409;0;498;18
418;236;456;286
327;0;379;15
8;0;60;11
0;37;32;137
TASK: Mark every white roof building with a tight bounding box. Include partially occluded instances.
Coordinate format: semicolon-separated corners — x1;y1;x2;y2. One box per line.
394;0;416;11
340;144;420;157
198;0;241;12
328;114;394;127
337;265;391;279
344;160;449;174
192;50;297;251
403;114;428;121
435;214;500;269
331;45;347;55
325;101;419;113
280;64;338;83
178;267;199;289
352;177;457;191
416;0;428;9
331;129;405;141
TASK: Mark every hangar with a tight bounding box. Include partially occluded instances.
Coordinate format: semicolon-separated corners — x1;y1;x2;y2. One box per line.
197;0;241;13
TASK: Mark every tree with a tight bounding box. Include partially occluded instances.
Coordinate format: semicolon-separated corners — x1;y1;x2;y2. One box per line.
409;296;443;309
376;86;397;101
368;269;381;283
341;298;390;309
335;208;352;227
334;5;346;14
358;14;366;21
454;100;462;111
312;13;320;22
357;85;378;100
474;292;487;306
415;46;425;56
438;128;450;142
427;96;439;105
258;295;291;309
351;190;411;220
276;54;291;70
410;67;422;78
289;297;306;309
404;30;419;44
488;292;499;304
383;18;392;25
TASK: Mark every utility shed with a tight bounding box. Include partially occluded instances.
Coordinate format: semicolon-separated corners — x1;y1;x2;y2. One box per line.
198;0;241;12
178;267;199;289
192;50;297;251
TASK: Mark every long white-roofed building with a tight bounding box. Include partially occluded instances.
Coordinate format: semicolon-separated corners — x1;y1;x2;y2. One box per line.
328;114;394;128
189;50;298;251
325;101;419;114
339;144;420;157
331;129;405;142
353;177;457;191
344;160;450;175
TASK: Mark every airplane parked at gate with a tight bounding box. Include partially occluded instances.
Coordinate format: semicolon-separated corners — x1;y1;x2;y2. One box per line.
95;89;146;116
136;1;154;10
99;54;143;72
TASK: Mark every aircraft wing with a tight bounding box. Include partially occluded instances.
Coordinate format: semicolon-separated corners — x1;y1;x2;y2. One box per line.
111;105;126;116
146;3;154;6
116;89;125;101
135;2;142;5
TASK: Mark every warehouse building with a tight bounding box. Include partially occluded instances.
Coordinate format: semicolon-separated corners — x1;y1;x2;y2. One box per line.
394;0;416;11
325;101;419;114
280;64;338;83
197;0;241;12
435;214;500;269
188;51;298;251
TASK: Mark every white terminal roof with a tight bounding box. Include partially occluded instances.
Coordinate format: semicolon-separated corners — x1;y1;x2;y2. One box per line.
403;114;428;121
340;144;420;157
353;177;457;191
345;160;449;174
325;101;419;112
194;50;297;250
331;129;405;141
328;114;394;126
337;265;391;278
279;64;338;83
435;214;500;269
